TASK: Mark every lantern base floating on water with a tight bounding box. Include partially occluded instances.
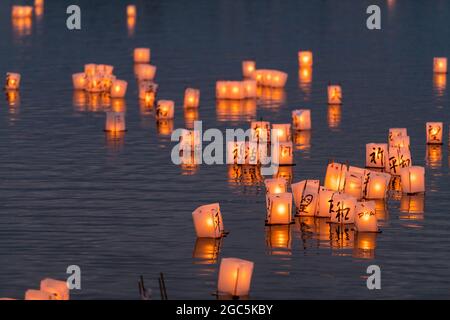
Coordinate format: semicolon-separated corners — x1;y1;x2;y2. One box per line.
266;192;294;225
426;122;444;145
292;179;320;217
104;111;126;133
155;100;175;120
110;80;128;98
5;73;21;90
192;203;226;238
298;51;313;68
354;201;379;233
217;258;254;298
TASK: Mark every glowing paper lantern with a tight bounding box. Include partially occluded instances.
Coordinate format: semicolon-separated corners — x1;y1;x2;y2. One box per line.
155;100;175;119
344;171;364;199
354;201;378;232
85;76;104;93
316;187;336;217
217;258;254;297
105;111;126;132
292;180;320;216
363;171;390;200
433;57;447;74
324;162;348;192
135;64;157;81
192;203;224;238
215;81;245;100
40;278;69;300
272;124;291;142
250;121;270;142
327;85;342;104
266;193;293;225
265;178;287;195
242;60;256;78
12;6;33;18
390;135;410;150
184;88;200;108
298;51;313;67
426;122;443;144
134;48;150;63
329;194;356;224
84;64;97;77
72;73;87;90
292;109;311;130
365;143;388;168
127;5;137;17
138;81;158;101
25;290;53;300
109;80;128;98
399;166;425;194
253;69;288;88
388;128;407;147
5;73;21;90
387;147;412;175
277;142;294;165
243;80;257;98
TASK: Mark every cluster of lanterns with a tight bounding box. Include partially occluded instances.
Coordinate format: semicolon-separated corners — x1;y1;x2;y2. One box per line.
11;1;45;36
1;278;69;300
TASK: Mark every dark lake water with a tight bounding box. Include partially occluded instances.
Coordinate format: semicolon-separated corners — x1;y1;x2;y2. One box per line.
0;0;449;299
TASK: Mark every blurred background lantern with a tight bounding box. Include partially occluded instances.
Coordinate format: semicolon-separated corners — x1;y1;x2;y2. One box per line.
192;203;224;238
134;48;150;63
324;162;348;191
426;122;443;144
217;258;254;298
155;100;175;119
329;194;356;224
327;85;342;104
86;75;104;93
5;73;21;90
298;51;313;67
192;238;222;264
353;232;377;259
127;4;137;17
12;6;33;18
40;278;69;300
272;124;291;142
354;201;378;232
277;142;294;165
292;109;311;130
390;135;410;150
243;80;257;98
242;60;256;78
25;289;53;300
135;64;157;81
292;180;320;216
84;64;97;77
110;80;128;98
105;111;126;132
400;166;425;194
266;193;293;225
365;143;387;168
72;73;86;90
433;57;447;74
184;88;200;108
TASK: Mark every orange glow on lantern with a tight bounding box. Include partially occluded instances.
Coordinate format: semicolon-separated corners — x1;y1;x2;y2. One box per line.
217;258;254;297
400;193;425;214
192;203;224;238
134;48;150;64
344;171;363;199
40;278;69;300
72;73;86;90
354;201;378;232
242;60;256;78
184;108;199;129
110;80;128;98
327;85;342;104
400;166;425;194
12;6;33;18
299;66;312;85
365;143;388;168
387;147;412;175
5;73;21;90
184;88;200;108
426;122;443;144
105;111;126;132
293;130;311;151
127;4;137;17
272;124;291;142
330;224;355;249
292;180;320;216
329;194;357;224
155;100;175;120
364;172;390;199
433;73;446;95
25;290;53;300
324;162;348;192
266;193;292;225
292;109;311;130
135;64;156;81
433;57;447;74
298;51;313;67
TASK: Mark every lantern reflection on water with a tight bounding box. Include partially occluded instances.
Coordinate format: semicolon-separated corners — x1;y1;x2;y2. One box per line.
327;85;342;105
354;201;378;232
6;90;20;107
374;199;389;225
242;60;256;78
5;73;21;90
192;203;224;238
134;48;150;63
156;120;173;136
293;130;311;151
217;258;254;298
329;193;356;224
426;122;443;144
184;108;199;129
216;99;256;122
227;165;264;187
216;81;245;100
324;162;347;192
399;166;425;194
12;16;32;37
365;143;388;169
400;193;425;215
273;166;293;185
433;73;446;95
298;67;312;94
327;104;341;129
276;142;294;165
353;232;377;259
272;124;291;143
292;109;311;131
155;100;175;120
292;180;320;217
364;171;391;200
184;88;200;108
265;225;292;255
433;57;447;74
193;238;222;265
330;224;355;250
40;278;69;300
426;144;442;168
266;193;293;225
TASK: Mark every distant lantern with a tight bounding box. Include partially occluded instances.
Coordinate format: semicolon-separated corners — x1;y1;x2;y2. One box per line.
135;64;157;81
25;290;53;300
12;6;33;18
127;5;137;17
5;73;21;90
316;187;336;218
364;171;391;200
354;201;378;232
110;80;128;98
84;64;97;77
264;178;287;195
242;60;256;78
277;142;294;165
292;109;311;131
298;51;313;67
243;80;257;98
426;122;443;144
134;48;150;63
192;203;224;238
72;73;86;90
329;194;357;224
291;180;320;216
155;100;175;119
253;69;288;88
216;81;245;100
217;258;254;298
433;57;447;74
250;121;270;143
184;88;200;108
399;166;425;194
327;85;342;104
387;147;412;175
266;193;293;225
85;75;104;93
324;162;348;192
40;278;70;300
272;124;291;142
365;143;388;168
105;111;126;132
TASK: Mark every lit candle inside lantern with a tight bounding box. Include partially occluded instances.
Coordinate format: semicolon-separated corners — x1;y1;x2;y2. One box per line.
192;203;224;238
426;122;443;144
344;171;364;199
292;180;320;216
242;60;256;78
243;80;257;98
364;171;390;199
25;290;53;300
433;57;447;74
155;100;175;120
354;201;378;232
72;73;87;90
324;162;348;192
292;109;311;130
399;166;425;194
40;278;70;300
127;4;137;17
12;6;33;18
327;85;342;105
266;193;293;225
298;51;313;67
105;111;126;132
5;73;21;90
265;178;287;195
217;258;254;298
110;80;128;98
365;143;388;168
228;81;245;100
134;48;151;64
135;64;157;81
184;88;200;108
272;124;291;143
387;147;412;175
329;194;356;224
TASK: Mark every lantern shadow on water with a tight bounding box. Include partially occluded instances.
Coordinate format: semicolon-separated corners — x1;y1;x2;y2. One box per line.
353;232;378;260
216;99;256;122
193;238;223;265
426;144;442;168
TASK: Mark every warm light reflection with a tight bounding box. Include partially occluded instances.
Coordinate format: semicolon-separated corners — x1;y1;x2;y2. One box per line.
184;108;199;129
5;90;20;107
374;199;389;226
193;238;222;265
298;67;312;96
265;225;292;256
127;16;136;36
12;17;32;37
105;131;125;152
156;119;174;136
227;165;264;187
400;193;425;215
110;98;126;112
433;73;446;96
256;86;286;104
293;130;311;151
426;144;442;168
330;224;354;250
327;104;341;129
353;233;377;260
180;151;199;175
216;99;256;122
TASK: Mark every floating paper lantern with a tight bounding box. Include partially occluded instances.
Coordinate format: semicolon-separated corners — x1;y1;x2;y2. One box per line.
85;75;104;93
399;166;425;194
344;171;364;199
277;142;294;165
433;57;447;74
110;80;128;98
329;194;356;224
5;73;21;90
12;6;33;18
292;180;320;216
354;201;378;232
192;203;224;238
298;51;313;67
250;121;270;142
216;81;246;100
266;193;293;225
217;258;254;297
388;128;407;146
155;100;175;119
327;85;342;105
135;64;156;81
40;278;69;300
84;64;97;77
363;171;390;199
292;109;311;130
265;178;287;195
387;147;412;175
134;48;150;63
324;162;348;192
127;5;137;17
72;73;87;90
193;238;222;264
365;143;388;168
390;135;410;150
243;80;257;98
272;124;291;142
426;122;443;144
253;69;288;88
184;88;200;108
242;60;256;78
25;290;53;300
105;111;126;132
